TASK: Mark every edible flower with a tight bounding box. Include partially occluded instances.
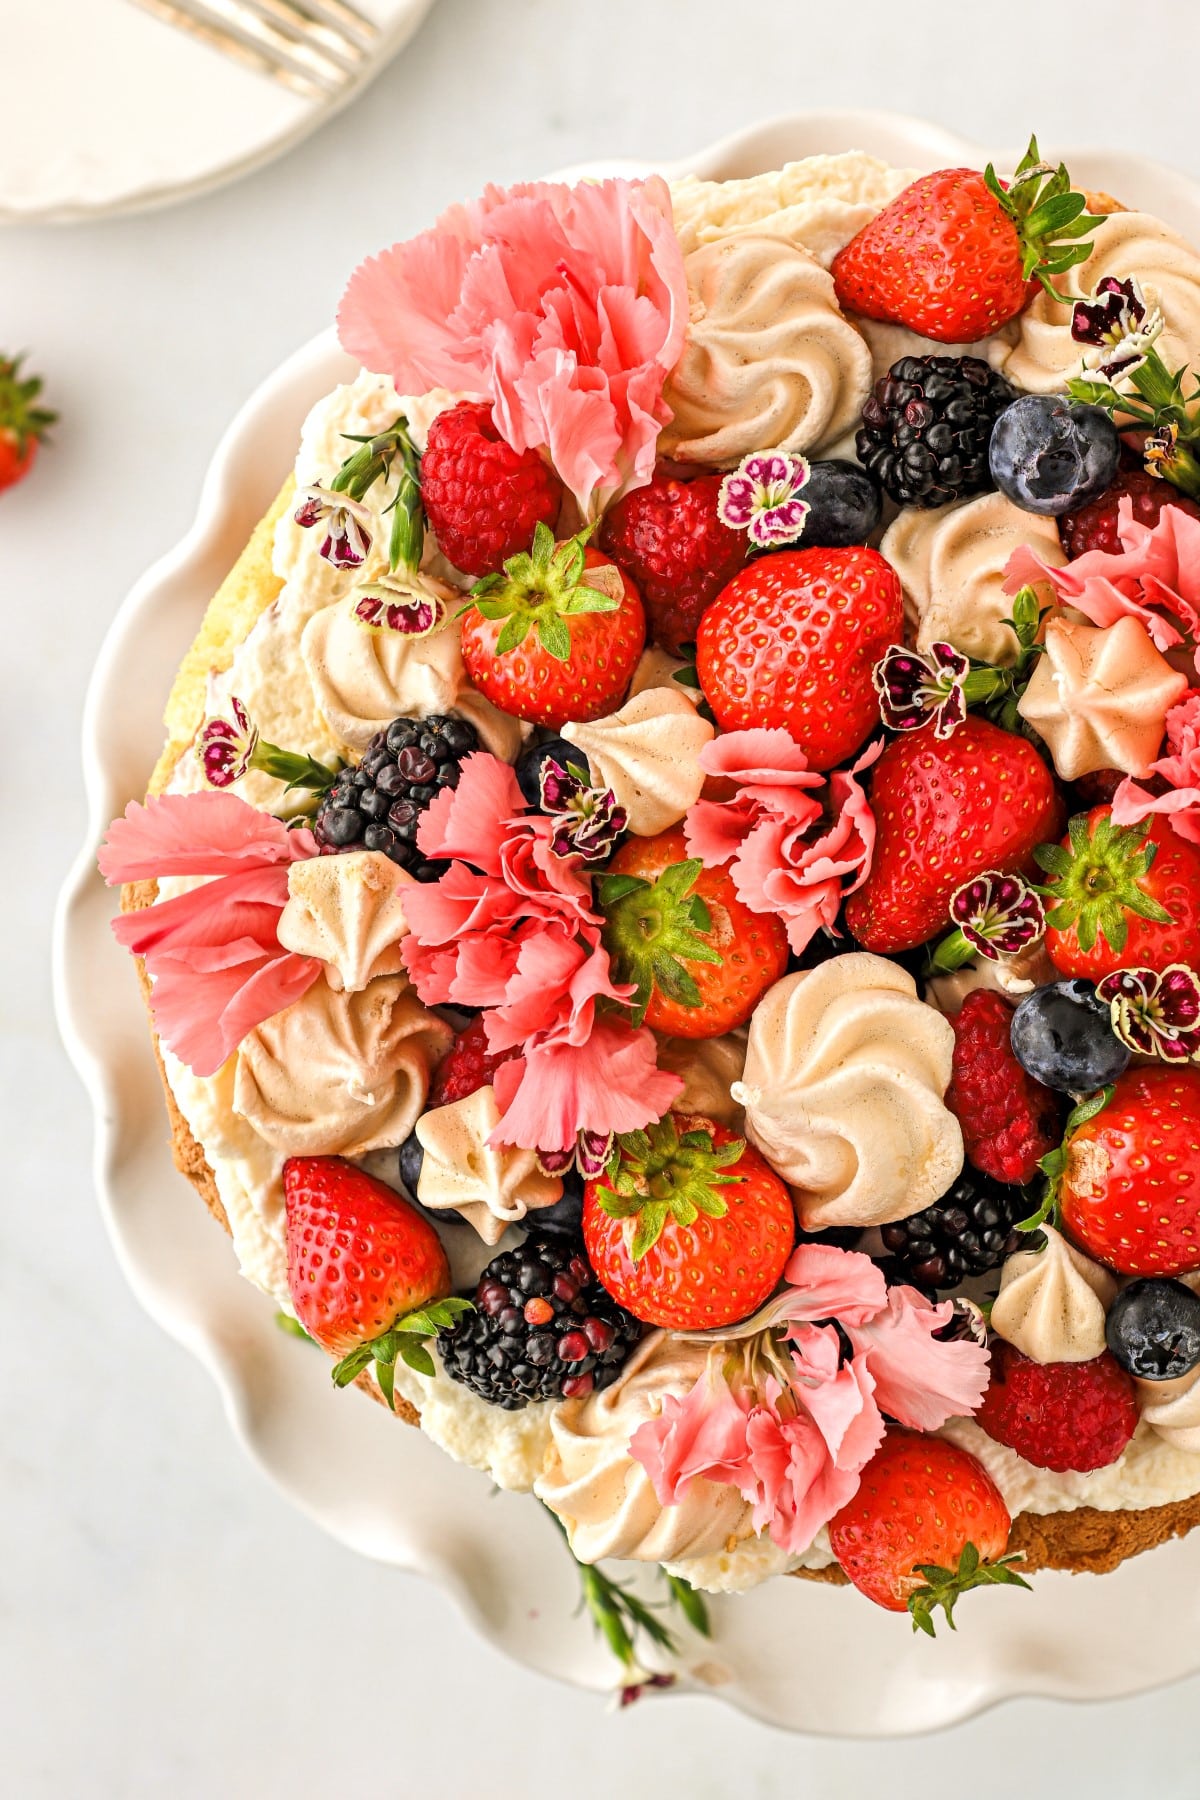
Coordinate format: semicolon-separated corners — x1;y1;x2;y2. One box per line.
293;484;373;568
97;791;321;1076
716;451;811;548
683;727;878;955
336;176;688;518
1071;275;1164;384
629;1244;990;1556
872;641;971;740
1097;964;1200;1063
353;572;448;637
945;871;1047;963
539;756;627;864
1112;689;1200;843
195;698;337;794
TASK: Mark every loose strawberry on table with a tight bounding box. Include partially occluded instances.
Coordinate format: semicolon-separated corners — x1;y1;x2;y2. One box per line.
828;1431;1026;1632
459;523;645;730
843;717;1065;955
695;546;903;770
1059;1066;1200;1277
284;1155;459;1409
1037;807;1200;979
582;1113;794;1330
0;353;56;494
599;469;749;655
600;824;788;1038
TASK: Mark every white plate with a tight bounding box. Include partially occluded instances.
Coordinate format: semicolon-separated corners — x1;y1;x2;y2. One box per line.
1;0;436;223
54;112;1200;1734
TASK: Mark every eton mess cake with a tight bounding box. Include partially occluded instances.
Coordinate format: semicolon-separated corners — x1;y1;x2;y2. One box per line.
99;136;1200;1663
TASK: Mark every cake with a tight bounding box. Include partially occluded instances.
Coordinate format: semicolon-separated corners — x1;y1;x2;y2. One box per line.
99;137;1200;1659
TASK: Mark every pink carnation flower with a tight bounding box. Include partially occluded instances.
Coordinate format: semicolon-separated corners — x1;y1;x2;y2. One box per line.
399;753;682;1153
629;1244;990;1555
1005;496;1200;665
683;727;879;955
98;791;321;1077
336;176;688;518
1112;688;1200;844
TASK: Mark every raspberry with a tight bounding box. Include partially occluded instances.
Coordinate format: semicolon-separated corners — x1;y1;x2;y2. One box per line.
599;471;748;655
945;989;1063;1185
976;1342;1138;1473
428;1015;519;1109
421;401;563;577
1058;464;1200;559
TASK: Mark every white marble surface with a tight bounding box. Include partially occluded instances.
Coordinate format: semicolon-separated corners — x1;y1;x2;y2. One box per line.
9;0;1200;1791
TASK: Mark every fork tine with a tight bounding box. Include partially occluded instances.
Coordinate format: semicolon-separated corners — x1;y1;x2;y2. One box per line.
126;0;331;98
241;0;370;68
279;0;379;46
187;0;352;90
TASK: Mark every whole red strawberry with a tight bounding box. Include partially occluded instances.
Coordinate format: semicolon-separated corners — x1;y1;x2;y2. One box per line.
0;353;56;493
460;524;645;730
1060;1066;1200;1276
582;1113;794;1329
599;471;749;654
695;546;903;770
844;718;1065;955
421;401;562;577
1039;807;1200;979
946;990;1063;1185
832;138;1102;344
828;1430;1024;1631
284;1155;452;1408
601;825;788;1038
976;1342;1139;1472
1059;467;1200;559
428;1015;519;1109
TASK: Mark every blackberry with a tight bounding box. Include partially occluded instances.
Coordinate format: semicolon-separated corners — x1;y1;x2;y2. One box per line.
857;355;1016;508
438;1233;642;1410
313;713;478;879
879;1172;1025;1292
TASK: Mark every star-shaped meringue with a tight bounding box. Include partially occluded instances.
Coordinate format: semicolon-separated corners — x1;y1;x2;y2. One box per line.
1017;615;1189;782
413;1085;563;1245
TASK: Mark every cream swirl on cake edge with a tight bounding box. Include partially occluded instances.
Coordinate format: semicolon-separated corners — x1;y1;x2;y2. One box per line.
562;687;714;836
1137;1366;1200;1455
881;491;1067;667
990;1226;1117;1365
233;972;452;1157
730;956;962;1231
659;234;873;466
668;151;917;267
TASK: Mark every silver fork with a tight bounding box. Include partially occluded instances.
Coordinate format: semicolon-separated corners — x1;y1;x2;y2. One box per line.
127;0;378;101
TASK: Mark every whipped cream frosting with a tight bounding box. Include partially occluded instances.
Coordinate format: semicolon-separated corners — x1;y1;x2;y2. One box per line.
1001;210;1200;394
233;972;451;1157
660;235;872;465
415;1086;563;1245
669;151;917;267
277;851;412;992
732;956;962;1230
990;1226;1117;1364
655;1029;748;1129
881;492;1067;666
1017;615;1188;782
562;686;714;836
535;1333;756;1563
1136;1367;1200;1455
301;597;522;761
853;315;1018;385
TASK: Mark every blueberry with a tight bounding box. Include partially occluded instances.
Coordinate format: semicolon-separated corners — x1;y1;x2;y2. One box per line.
799;459;882;547
1106;1278;1200;1380
989;395;1120;517
397;1130;424;1199
1010;979;1132;1093
514;735;585;808
534;1169;585;1236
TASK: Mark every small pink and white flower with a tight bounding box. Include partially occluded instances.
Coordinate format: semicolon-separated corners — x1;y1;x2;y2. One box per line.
872;641;971;740
1097;964;1200;1063
196;697;259;789
293;484;373;568
353;574;445;637
717;451;811;548
1071;274;1164;385
948;870;1046;961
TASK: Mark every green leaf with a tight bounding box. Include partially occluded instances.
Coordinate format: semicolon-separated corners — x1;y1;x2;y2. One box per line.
375;1356;397;1411
331;1345;373;1389
536;612;573;663
631;1201;670;1261
907;1546;1031;1638
662;1572;711;1637
672;664;703;690
651;953;703;1009
597;872;649;907
274;1311;315;1343
398;1337;436;1379
495;612;531;657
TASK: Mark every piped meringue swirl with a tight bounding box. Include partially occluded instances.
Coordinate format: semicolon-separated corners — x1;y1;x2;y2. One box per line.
277;851;413;992
562;687;714;836
1136;1365;1200;1455
415;1087;563;1246
990;1226;1117;1365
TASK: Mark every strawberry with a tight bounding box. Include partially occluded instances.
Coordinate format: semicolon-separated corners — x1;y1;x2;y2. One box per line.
420;400;563;577
975;1342;1139;1472
946;990;1063;1186
284;1155;458;1408
1037;807;1200;979
831;137;1103;345
1060;1066;1200;1276
1059;467;1200;560
582;1112;794;1329
828;1430;1025;1632
428;1015;519;1109
0;353;56;493
844;718;1066;955
460;523;645;730
695;546;903;770
600;825;788;1038
599;470;749;655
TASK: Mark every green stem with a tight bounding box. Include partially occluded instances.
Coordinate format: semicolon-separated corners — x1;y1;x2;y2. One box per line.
925;929;978;975
251;742;339;794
